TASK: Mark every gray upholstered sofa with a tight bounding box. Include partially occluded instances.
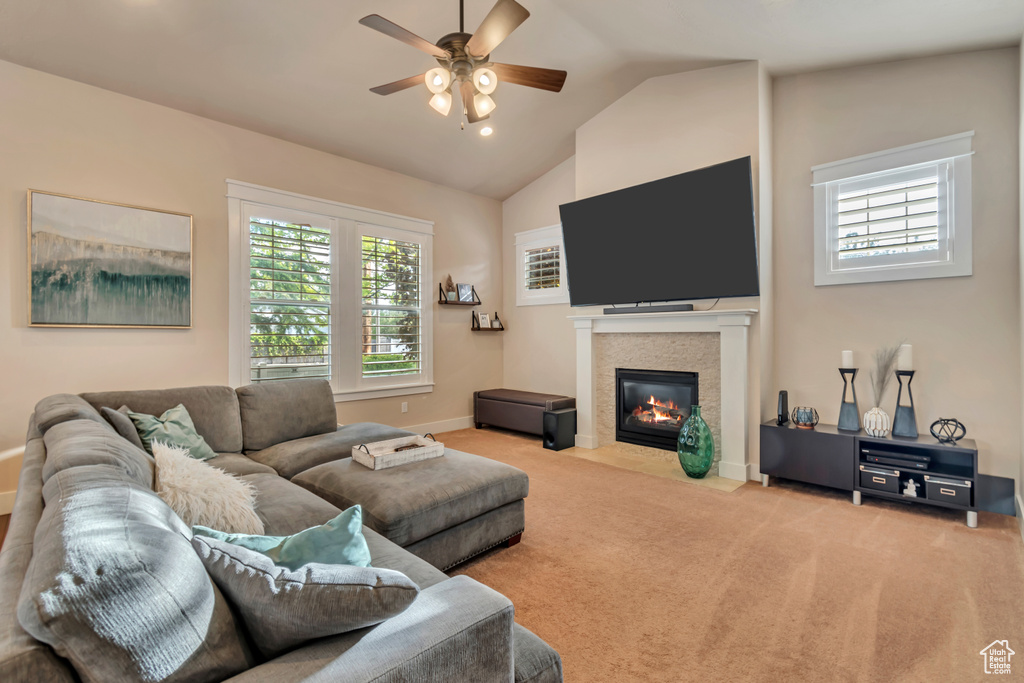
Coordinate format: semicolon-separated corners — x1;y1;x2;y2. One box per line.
0;380;561;683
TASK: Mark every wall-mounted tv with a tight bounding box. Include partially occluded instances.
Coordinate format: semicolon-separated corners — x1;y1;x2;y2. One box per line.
559;156;759;307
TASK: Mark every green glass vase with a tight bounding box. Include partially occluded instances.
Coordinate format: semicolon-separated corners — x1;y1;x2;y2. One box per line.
677;405;714;479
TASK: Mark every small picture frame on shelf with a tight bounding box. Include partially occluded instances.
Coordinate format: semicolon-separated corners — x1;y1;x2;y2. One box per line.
457;283;474;302
478;312;491;328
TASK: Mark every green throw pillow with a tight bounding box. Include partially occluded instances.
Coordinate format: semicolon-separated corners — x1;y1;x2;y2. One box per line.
193;506;372;570
128;404;218;461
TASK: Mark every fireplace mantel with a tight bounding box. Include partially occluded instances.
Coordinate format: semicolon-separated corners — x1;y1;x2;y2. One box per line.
569;309;758;482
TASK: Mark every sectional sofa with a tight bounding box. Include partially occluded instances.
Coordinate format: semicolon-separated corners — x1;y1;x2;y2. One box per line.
0;379;562;682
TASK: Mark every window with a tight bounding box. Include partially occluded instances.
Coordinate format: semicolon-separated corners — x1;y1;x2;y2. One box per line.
228;181;433;401
813;132;973;286
516;225;569;306
361;235;422;379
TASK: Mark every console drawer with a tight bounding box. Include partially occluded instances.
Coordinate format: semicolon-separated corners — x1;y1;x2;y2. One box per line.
859;465;900;493
924;476;971;508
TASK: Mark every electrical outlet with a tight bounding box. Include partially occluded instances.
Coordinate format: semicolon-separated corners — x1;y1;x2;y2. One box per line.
401;402;408;414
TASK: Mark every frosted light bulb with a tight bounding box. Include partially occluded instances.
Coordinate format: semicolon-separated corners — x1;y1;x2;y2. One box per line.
473;92;495;116
424;68;451;95
429;91;452;116
472;68;498;95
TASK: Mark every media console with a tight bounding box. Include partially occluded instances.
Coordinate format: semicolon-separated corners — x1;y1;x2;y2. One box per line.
759;421;1015;528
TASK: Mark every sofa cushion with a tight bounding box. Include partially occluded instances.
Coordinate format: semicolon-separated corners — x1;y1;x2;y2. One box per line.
293;449;530;547
129;404;219;461
512;624;564;683
100;405;146;449
208;453;277;477
17;469;254;683
81;386;244;453
241;472;345;535
194;506;371;570
236;380;337;451
42;419;154;490
192;534;419;657
34;394;108;434
154;442;264;534
246;423;415;479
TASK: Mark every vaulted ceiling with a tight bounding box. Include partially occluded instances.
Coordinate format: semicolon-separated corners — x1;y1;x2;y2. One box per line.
1;0;1021;199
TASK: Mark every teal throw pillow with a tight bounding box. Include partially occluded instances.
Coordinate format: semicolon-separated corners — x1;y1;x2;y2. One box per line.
193;505;372;570
128;404;218;461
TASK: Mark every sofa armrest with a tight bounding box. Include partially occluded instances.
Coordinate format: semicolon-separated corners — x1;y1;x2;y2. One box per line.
225;575;515;683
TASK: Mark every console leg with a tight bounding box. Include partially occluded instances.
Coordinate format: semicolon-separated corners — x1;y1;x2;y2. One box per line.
852;491;861;506
966;511;978;529
761;474;769;487
504;533;522;548
475;422;483;429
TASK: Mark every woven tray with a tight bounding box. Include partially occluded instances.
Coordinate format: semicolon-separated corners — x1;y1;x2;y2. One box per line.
352;434;444;470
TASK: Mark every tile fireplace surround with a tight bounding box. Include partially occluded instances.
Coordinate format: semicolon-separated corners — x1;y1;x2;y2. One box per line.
570;310;758;482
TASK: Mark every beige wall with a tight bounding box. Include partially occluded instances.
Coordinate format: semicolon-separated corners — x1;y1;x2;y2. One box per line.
0;60;503;489
774;48;1021;479
500;156;579;397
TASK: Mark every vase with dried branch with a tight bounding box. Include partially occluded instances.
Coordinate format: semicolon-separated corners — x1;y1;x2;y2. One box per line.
864;343;901;437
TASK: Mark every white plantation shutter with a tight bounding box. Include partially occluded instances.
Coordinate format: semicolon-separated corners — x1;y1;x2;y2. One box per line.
249;217;331;383
361;234;422;378
828;164;946;270
524;245;561;290
516;225;569;306
812;132;973;286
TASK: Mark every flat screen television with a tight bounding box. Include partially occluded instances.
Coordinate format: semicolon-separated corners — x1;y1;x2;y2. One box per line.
558;156;759;307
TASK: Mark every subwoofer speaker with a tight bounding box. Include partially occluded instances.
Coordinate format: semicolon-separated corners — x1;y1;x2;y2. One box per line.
543;408;576;451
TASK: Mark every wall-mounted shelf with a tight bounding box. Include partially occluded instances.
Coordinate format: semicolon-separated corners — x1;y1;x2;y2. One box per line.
438;283;480;306
472;311;505;332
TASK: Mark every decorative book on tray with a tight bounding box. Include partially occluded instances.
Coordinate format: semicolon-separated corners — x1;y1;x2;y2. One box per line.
352;434;445;470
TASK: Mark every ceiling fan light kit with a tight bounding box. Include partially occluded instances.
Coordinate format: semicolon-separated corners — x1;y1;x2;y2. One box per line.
360;0;567;130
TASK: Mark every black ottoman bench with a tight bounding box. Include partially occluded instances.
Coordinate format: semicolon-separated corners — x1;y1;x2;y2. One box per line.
474;389;576;447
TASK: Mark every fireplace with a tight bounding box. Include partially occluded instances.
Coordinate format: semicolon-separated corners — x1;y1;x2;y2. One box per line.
615;368;699;450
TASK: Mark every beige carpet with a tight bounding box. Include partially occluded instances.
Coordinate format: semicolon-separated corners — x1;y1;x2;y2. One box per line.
441;427;1024;682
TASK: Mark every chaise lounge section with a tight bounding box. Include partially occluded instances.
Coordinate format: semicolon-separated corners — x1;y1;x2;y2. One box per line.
0;380;562;683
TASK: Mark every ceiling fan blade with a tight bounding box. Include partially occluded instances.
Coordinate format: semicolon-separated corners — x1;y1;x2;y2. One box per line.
359;14;449;59
369;73;428;96
465;0;530;58
459;81;489;124
490;63;567;93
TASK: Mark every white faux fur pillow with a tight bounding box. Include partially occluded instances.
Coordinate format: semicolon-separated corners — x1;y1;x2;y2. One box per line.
153;442;265;534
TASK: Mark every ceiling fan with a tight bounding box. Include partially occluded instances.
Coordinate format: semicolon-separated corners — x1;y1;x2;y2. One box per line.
359;0;567;132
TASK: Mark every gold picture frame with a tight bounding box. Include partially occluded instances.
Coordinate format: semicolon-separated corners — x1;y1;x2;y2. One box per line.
27;190;193;328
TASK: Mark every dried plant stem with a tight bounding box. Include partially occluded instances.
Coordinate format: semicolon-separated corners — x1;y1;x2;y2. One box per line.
870;343;902;407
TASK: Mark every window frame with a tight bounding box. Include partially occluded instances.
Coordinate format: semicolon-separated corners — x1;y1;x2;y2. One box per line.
812;131;973;287
515;224;569;306
227;180;434;402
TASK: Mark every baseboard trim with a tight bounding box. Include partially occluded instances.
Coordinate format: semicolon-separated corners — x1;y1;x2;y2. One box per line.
402;415;475;435
718;461;749;483
575;435;596;449
0;490;16;516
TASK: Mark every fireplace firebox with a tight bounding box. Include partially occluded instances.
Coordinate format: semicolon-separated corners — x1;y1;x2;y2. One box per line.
615;368;699;450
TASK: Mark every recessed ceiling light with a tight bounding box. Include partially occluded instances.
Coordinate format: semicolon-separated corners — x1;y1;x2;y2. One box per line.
480;126;493;137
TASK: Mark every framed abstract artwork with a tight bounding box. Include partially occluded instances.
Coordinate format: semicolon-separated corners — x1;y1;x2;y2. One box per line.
28;190;192;328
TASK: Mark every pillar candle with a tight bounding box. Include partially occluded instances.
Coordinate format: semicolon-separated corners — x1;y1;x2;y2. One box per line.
841;350;854;368
897;344;913;371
